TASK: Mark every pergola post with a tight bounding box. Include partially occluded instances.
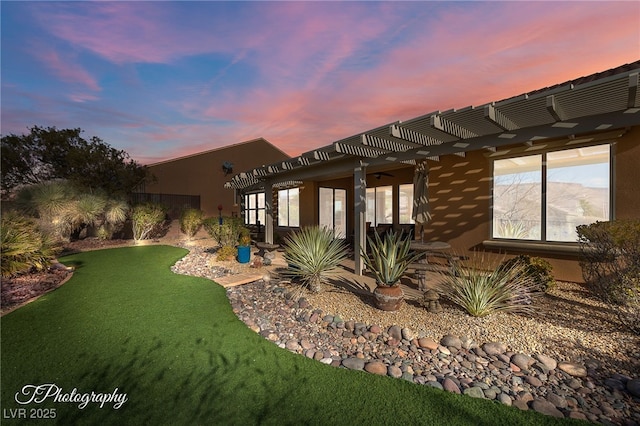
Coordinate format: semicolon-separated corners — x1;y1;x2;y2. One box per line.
264;180;274;244
353;160;367;276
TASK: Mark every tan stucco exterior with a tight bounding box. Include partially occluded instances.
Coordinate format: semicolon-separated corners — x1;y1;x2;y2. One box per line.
143;138;289;217
273;127;639;282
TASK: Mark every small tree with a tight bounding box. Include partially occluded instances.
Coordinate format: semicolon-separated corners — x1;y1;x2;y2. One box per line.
131;203;166;241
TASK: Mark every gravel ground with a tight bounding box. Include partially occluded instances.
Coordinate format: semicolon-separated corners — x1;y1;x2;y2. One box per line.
303;281;640;377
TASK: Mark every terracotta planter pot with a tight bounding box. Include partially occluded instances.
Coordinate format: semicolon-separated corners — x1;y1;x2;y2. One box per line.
373;284;404;311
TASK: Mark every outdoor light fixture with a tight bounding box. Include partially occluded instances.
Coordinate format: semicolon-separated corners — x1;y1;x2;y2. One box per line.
222;161;234;175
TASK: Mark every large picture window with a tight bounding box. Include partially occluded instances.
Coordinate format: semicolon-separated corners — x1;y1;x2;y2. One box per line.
244;193;265;226
278;188;300;227
366;186;392;226
492;144;610;242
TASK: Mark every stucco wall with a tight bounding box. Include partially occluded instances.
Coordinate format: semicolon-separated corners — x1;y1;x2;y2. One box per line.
144;139;289;217
291;127;639;282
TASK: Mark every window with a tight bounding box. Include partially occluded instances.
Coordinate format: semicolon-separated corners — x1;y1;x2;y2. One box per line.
366;186;392;226
319;187;347;238
492;144;610;242
244;193;265;226
398;184;414;224
278;188;300;227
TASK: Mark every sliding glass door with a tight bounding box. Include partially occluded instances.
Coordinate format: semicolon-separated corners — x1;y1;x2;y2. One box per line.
319;187;347;239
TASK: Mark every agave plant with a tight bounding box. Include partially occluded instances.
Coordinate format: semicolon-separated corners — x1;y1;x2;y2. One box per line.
362;230;422;287
437;252;542;317
283;226;348;293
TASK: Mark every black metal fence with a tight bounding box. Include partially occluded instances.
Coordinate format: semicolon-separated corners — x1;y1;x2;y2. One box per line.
130;193;201;219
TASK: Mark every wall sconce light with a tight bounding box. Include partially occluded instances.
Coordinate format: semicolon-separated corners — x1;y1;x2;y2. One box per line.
222;161;234;176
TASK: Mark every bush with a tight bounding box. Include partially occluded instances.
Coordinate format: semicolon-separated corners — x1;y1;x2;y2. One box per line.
14;181;129;241
577;220;640;334
131;203;166;241
203;216;243;247
498;255;555;293
179;209;203;238
438;252;542;317
283;226;348;293
1;212;60;277
216;245;237;261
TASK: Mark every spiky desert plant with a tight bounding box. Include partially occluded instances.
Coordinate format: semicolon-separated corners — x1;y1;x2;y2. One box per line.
1;212;60;277
362;230;422;287
284;226;348;293
179;208;204;239
15;180;79;241
131;203;166;241
66;193;107;236
97;198;129;239
438;252;542;317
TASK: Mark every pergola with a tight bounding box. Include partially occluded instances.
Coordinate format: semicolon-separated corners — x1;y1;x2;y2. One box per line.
226;61;640;275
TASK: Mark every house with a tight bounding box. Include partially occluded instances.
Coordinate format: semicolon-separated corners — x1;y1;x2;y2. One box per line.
136;138;290;218
226;61;640;283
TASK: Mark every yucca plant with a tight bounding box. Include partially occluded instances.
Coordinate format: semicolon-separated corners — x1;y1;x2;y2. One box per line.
438;252;542;317
96;198;129;240
1;212;60;277
362;230;422;287
179;208;203;239
283;226;348;293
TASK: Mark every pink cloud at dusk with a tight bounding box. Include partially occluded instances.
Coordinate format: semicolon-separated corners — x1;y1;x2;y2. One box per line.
2;1;638;164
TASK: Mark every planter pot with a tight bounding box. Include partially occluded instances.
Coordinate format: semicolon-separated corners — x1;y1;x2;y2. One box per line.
373;284;404;311
237;245;251;264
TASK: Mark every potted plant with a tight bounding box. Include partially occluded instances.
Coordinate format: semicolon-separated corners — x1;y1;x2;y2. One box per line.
237;227;252;264
362;230;422;311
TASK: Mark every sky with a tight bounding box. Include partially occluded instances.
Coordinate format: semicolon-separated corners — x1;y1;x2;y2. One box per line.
1;1;639;165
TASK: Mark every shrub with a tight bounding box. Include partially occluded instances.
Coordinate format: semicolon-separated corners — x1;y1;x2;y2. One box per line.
577;220;640;334
203;216;243;247
498;255;555;293
238;227;251;246
14;181;129;241
1;212;60;277
283;226;348;293
362;230;422;287
179;209;203;239
216;245;237;261
438;252;542;317
131;203;166;241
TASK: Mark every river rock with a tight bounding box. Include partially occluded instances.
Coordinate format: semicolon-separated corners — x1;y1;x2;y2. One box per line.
558;362;587;378
531;399;564;418
482;342;506;356
628;379;640;398
511;353;535;370
365;361;387;375
443;377;461;394
463;386;486;399
534;353;557;371
418;338;439;350
342;357;365;370
441;334;462;349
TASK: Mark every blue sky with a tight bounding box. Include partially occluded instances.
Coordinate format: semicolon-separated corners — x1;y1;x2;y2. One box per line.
2;1;638;165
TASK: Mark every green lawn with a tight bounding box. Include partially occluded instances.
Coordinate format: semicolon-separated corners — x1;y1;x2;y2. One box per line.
1;245;573;425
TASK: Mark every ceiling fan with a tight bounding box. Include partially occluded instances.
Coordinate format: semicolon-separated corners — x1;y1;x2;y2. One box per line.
372;171;394;180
